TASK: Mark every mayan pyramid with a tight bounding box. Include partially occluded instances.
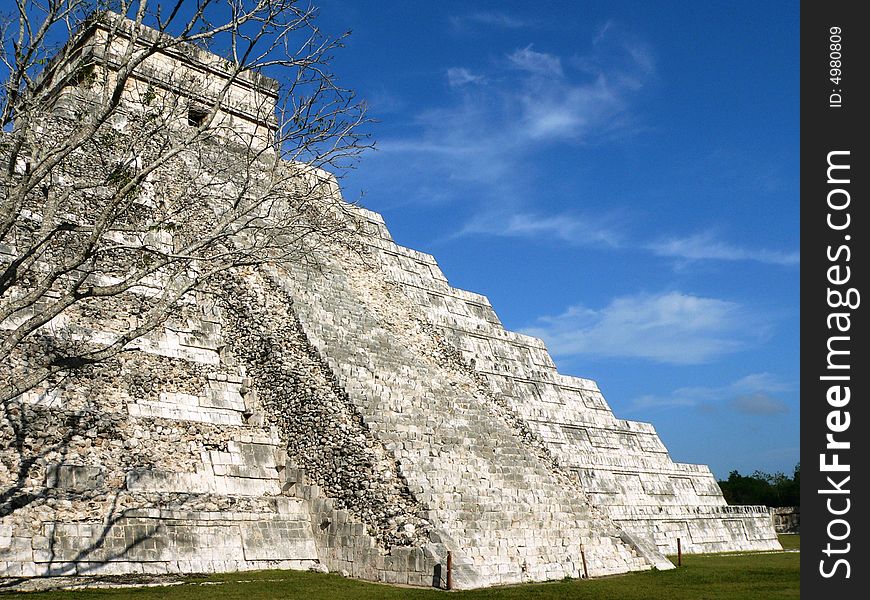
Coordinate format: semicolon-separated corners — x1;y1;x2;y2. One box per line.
0;14;779;589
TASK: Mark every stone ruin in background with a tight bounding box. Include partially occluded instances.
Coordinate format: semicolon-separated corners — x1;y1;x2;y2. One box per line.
0;15;780;589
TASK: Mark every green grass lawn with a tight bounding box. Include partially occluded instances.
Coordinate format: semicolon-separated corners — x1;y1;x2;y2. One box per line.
2;536;799;600
777;534;800;551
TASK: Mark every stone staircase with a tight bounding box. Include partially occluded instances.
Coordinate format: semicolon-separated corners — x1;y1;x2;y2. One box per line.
271;249;660;587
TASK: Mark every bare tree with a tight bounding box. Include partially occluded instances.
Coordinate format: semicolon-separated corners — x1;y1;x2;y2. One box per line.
0;0;370;405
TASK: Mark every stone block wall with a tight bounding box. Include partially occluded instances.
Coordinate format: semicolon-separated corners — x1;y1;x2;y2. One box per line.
291;472;453;588
771;507;799;534
46;13;279;152
0;339;324;578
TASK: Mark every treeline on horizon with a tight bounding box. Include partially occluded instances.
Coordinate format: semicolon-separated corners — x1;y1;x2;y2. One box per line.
717;463;800;507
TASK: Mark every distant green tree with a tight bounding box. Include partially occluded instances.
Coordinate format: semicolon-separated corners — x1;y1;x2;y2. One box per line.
717;463;799;507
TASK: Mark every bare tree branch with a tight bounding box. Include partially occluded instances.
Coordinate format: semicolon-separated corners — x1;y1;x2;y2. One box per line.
1;1;372;406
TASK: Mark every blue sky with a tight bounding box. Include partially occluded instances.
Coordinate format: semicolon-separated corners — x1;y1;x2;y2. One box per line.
315;0;799;479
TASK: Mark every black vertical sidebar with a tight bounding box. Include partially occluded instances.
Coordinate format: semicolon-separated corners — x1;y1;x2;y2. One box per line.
801;1;868;597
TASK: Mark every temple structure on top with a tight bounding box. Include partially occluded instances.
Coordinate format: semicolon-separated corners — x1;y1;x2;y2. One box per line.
33;11;278;150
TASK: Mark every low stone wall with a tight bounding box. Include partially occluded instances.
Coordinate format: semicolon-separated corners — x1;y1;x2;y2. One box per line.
770;507;800;534
0;503;317;578
614;505;780;554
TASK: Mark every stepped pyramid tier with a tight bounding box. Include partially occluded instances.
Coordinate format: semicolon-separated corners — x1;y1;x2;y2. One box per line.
2;14;778;590
346;207;780;557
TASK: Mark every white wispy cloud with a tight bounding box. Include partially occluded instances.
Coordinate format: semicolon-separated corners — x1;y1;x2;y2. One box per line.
730;394;789;415
649;231;799;266
523;291;763;365
507;45;563;76
574;22;655;84
446;67;486;87
624;42;656;75
451;214;798;268
630;373;793;414
363;23;655;212
593;20;614;46
450;11;531;31
457;211;623;247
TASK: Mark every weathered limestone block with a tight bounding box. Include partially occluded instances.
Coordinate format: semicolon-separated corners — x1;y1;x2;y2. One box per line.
45;464;105;492
1;506;318;578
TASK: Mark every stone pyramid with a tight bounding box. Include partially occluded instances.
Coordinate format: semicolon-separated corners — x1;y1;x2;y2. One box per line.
0;15;779;589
